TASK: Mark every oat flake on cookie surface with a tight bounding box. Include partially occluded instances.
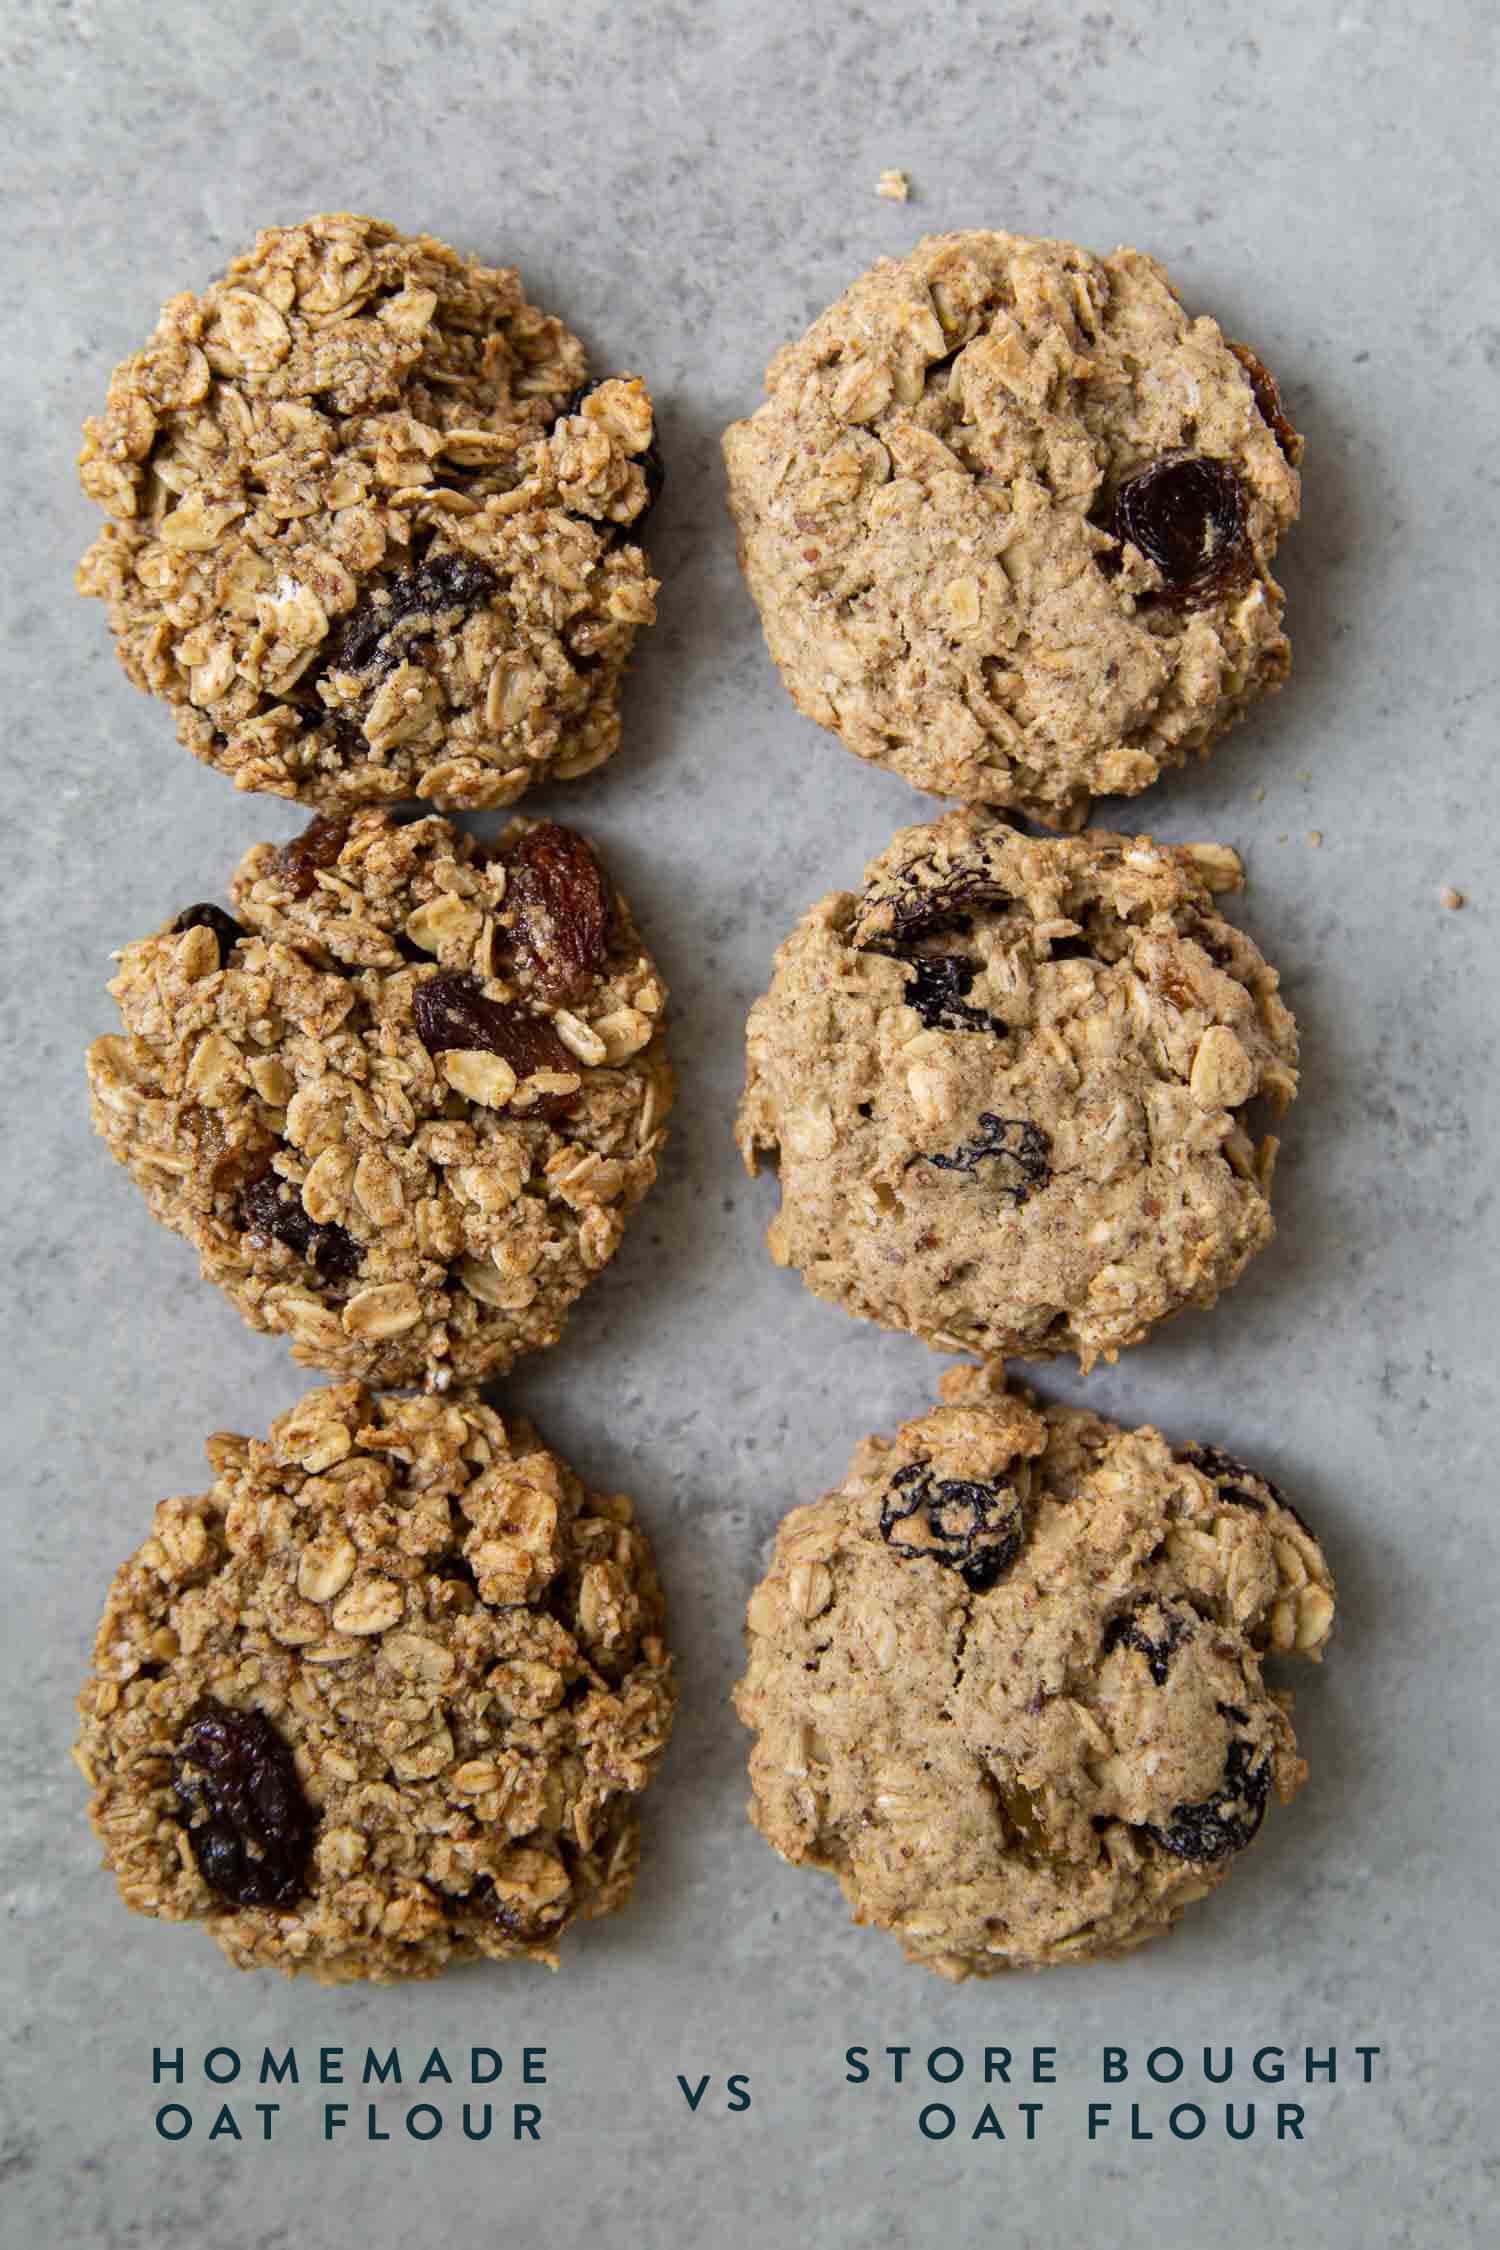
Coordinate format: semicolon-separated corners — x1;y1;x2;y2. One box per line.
76;212;661;810
734;1363;1334;1979
85;807;671;1387
75;1384;675;1980
723;230;1301;827
738;810;1296;1370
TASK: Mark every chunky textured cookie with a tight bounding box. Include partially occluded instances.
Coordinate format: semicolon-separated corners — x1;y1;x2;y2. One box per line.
86;808;671;1386
735;1363;1334;1978
724;230;1301;827
738;812;1296;1370
75;1385;675;1980
77;213;660;810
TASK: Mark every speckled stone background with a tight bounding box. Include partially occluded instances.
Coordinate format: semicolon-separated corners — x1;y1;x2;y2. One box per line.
3;1;1497;2243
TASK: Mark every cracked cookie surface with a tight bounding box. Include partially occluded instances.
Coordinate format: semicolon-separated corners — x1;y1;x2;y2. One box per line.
86;807;671;1387
723;230;1301;827
75;1384;675;1981
734;1363;1334;1979
738;811;1296;1370
77;212;659;810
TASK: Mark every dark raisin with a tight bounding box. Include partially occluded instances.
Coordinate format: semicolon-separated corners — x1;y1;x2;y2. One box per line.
1103;454;1251;608
1179;1442;1267;1513
240;1168;362;1281
923;1114;1052;1203
879;1463;1025;1592
171;904;245;964
1147;1737;1271;1864
506;822;613;1002
465;1873;571;1942
563;380;665;528
274;815;351;900
322;554;499;679
1102;1595;1195;1685
904;954;1006;1036
876;872;1012;951
1179;1443;1314;1536
413;970;579;1120
171;1698;314;1907
1229;340;1300;462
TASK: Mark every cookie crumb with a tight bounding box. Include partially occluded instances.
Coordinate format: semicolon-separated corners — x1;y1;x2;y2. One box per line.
875;169;910;201
1441;885;1466;911
1306;829;1323;847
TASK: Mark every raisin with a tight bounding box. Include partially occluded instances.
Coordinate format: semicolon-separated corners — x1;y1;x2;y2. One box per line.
240;1168;362;1281
875;871;1012;951
323;554;498;677
1147;1737;1271;1863
506;822;613;1001
171;1698;314;1907
563;379;665;528
1178;1442;1268;1513
1179;1443;1314;1535
923;1114;1052;1203
1103;454;1251;608
1229;340;1300;462
879;1463;1025;1592
904;954;1006;1036
1102;1595;1195;1685
412;970;579;1120
273;814;351;900
171;904;244;964
465;1875;571;1944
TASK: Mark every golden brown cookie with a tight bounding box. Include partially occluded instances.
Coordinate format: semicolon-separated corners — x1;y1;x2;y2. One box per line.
77;213;660;809
734;1365;1334;1979
724;230;1301;826
738;811;1295;1370
86;808;671;1387
75;1384;676;1981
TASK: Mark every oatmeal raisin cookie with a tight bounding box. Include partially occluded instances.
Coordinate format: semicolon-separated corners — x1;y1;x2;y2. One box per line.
86;808;671;1387
77;213;660;809
75;1384;675;1979
738;811;1296;1369
735;1363;1334;1977
723;230;1301;826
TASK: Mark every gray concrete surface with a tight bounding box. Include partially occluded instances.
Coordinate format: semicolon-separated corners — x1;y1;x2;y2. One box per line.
2;1;1497;2243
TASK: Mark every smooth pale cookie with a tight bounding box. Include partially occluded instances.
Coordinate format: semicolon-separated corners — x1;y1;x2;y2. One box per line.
723;230;1301;827
734;1364;1335;1979
739;811;1295;1371
75;1385;676;1981
85;808;671;1387
77;212;660;810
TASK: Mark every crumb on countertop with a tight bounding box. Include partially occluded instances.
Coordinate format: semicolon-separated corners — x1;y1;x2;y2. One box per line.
876;168;910;201
1440;885;1466;911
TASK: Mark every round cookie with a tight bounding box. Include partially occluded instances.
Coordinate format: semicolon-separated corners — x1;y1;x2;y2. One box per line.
85;807;671;1386
77;212;660;811
723;230;1302;827
738;811;1296;1370
75;1384;676;1980
734;1363;1335;1979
